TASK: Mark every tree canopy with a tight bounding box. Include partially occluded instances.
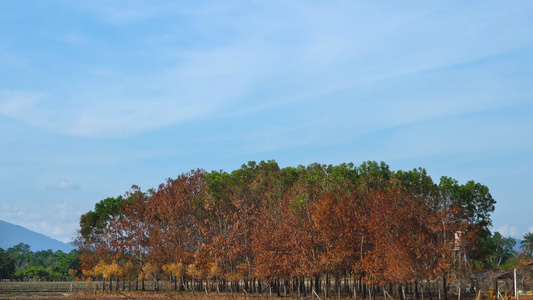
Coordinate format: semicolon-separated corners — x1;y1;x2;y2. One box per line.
0;243;79;280
75;160;501;296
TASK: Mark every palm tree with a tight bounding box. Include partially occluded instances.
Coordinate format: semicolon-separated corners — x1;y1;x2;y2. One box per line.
520;232;533;255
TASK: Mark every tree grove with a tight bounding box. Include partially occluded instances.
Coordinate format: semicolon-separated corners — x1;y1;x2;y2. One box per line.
75;160;496;298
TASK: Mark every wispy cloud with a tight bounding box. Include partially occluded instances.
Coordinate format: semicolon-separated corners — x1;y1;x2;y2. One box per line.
55;32;90;46
0;90;42;116
496;224;517;238
0;203;79;243
46;179;80;190
0;205;37;220
2;1;532;141
0;0;532;246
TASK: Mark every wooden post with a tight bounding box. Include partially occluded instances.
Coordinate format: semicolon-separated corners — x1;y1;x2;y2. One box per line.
515;269;519;300
314;289;323;300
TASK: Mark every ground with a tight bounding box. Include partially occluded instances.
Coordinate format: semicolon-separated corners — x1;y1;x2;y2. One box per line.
1;282;533;300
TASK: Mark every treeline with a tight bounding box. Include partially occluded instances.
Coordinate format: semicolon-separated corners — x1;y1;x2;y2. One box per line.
0;243;80;280
75;160;498;298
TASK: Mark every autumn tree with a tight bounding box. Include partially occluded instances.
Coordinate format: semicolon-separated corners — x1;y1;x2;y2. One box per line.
112;186;151;290
146;170;206;266
75;196;126;279
74;160;495;298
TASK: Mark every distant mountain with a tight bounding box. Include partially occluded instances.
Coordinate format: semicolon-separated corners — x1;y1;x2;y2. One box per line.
0;219;74;252
514;238;523;253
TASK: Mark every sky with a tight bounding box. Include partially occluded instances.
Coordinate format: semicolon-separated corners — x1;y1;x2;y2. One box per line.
1;0;532;244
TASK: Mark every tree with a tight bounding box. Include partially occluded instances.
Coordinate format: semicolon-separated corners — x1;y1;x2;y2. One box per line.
438;176;496;280
7;243;31;269
162;262;185;290
146;170;206;265
103;260;122;291
79;196;124;240
113;186;151;277
0;248;16;279
24;266;49;279
479;232;516;269
520;232;533;256
54;250;81;277
75;196;126;274
312;192;362;281
458;181;496;230
74;160;496;297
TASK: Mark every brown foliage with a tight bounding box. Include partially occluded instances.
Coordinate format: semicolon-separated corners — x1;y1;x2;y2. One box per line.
75;161;487;290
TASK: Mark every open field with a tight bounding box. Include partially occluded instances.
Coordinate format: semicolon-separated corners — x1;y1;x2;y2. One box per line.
0;281;85;299
0;282;275;300
2;282;533;300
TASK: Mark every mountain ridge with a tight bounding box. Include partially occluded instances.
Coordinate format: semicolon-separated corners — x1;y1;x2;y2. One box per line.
0;219;74;252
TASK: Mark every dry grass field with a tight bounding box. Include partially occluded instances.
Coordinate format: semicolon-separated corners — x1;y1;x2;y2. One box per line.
0;282;275;300
2;282;532;300
0;281;274;300
0;281;73;299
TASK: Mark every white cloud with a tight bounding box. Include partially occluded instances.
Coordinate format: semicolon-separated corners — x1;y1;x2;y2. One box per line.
0;205;23;219
496;224;517;238
46;179;80;190
52;201;70;220
2;1;532;140
0;90;42;115
0;205;40;221
0;204;79;244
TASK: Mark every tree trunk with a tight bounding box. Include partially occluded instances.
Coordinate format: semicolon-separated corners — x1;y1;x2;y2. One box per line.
303;276;307;297
443;274;448;300
415;280;420;300
277;279;281;297
326;273;329;300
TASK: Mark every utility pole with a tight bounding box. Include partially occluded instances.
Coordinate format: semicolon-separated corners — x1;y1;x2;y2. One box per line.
514;268;519;300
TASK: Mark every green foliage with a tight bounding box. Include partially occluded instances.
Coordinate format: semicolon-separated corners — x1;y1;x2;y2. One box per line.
3;243;79;280
477;231;516;269
438;177;496;229
520;232;533;255
79;196;124;239
357;160;391;188
396;167;439;204
24;266;50;279
0;248;16;279
76;160;504;287
458;181;496;229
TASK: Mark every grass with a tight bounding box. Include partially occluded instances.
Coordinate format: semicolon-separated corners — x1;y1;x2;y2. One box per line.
0;281;275;300
3;281;532;300
0;281;81;299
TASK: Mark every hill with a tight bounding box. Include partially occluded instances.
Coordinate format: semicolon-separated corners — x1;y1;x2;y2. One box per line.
0;219;74;252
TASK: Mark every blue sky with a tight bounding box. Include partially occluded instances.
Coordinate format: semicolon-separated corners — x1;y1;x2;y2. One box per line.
1;1;532;243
